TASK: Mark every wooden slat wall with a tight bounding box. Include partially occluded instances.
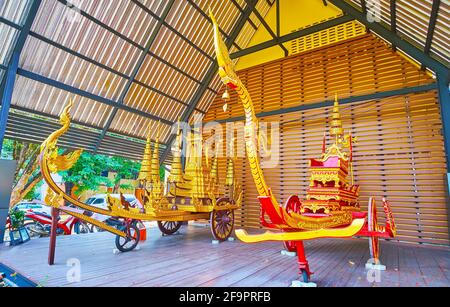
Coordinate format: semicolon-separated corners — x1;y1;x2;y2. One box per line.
204;34;448;246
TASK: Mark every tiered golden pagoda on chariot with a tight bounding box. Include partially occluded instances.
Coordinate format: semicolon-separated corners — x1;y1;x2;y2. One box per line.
301;95;359;216
38;102;242;252
210;11;396;284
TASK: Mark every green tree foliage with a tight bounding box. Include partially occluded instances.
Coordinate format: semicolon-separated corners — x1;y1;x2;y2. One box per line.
1;139;14;159
61;152;142;195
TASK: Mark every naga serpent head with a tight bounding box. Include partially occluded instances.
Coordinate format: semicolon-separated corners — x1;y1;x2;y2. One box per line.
60;98;74;126
210;10;239;89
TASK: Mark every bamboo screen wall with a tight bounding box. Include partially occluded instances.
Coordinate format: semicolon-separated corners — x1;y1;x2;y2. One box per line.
203;34;449;246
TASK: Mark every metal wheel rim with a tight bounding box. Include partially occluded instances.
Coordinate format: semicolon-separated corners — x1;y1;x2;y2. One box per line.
118;227;138;249
162;221;179;231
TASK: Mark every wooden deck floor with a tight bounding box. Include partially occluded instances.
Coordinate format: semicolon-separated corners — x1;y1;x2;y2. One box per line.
0;225;449;287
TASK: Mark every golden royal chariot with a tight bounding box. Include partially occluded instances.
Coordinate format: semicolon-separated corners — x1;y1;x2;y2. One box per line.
39;101;242;252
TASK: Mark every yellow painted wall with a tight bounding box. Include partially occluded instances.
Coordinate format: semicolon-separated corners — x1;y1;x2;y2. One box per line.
236;0;342;70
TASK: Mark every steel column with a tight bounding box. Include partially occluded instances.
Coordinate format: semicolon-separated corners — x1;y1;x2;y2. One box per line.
437;73;450;239
0;0;42;153
437;75;450;172
0;53;19;153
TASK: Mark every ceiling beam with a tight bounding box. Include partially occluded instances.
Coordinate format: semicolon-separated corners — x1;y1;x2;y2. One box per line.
0;16;21;29
422;0;441;69
129;0;214;61
361;0;367;16
94;0;176;152
16;68;174;126
54;0;216;92
208;83;438;124
276;0;281;37
230;15;353;59
160;0;260;165
328;0;449;79
244;0;289;56
229;0;258;30
390;0;397;50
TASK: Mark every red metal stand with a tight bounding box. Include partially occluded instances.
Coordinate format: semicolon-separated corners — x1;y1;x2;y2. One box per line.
48;207;59;265
295;241;312;281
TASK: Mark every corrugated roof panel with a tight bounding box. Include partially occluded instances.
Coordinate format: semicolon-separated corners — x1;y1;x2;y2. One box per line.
135;54;200;102
196;79;221;113
20;36;128;101
74;0;165;47
31;0;143;77
124;83;187;122
396;0;431;49
0;0;32;25
165;1;211;53
109;109;172;141
11;75;113;128
150;25;211;81
194;0;243;37
0;22;18;65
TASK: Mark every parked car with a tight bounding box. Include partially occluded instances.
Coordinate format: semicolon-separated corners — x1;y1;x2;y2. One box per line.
85;194;142;223
84;194;142;233
14;201;51;216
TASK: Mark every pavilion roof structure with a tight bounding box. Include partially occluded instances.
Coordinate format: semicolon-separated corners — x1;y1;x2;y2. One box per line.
0;0;448;162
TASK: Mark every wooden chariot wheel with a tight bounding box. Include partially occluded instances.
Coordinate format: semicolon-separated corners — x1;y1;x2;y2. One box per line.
158;221;183;235
367;197;380;261
210;198;235;242
115;220;140;252
282;195;302;252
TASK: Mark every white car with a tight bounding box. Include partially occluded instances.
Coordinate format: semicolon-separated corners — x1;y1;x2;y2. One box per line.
85;194;141;222
14;201;52;215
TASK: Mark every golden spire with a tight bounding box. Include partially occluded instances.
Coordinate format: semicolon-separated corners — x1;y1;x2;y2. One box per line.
330;93;344;143
168;120;183;183
210;145;219;182
151;123;161;183
138;127;152;183
225;138;235;186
